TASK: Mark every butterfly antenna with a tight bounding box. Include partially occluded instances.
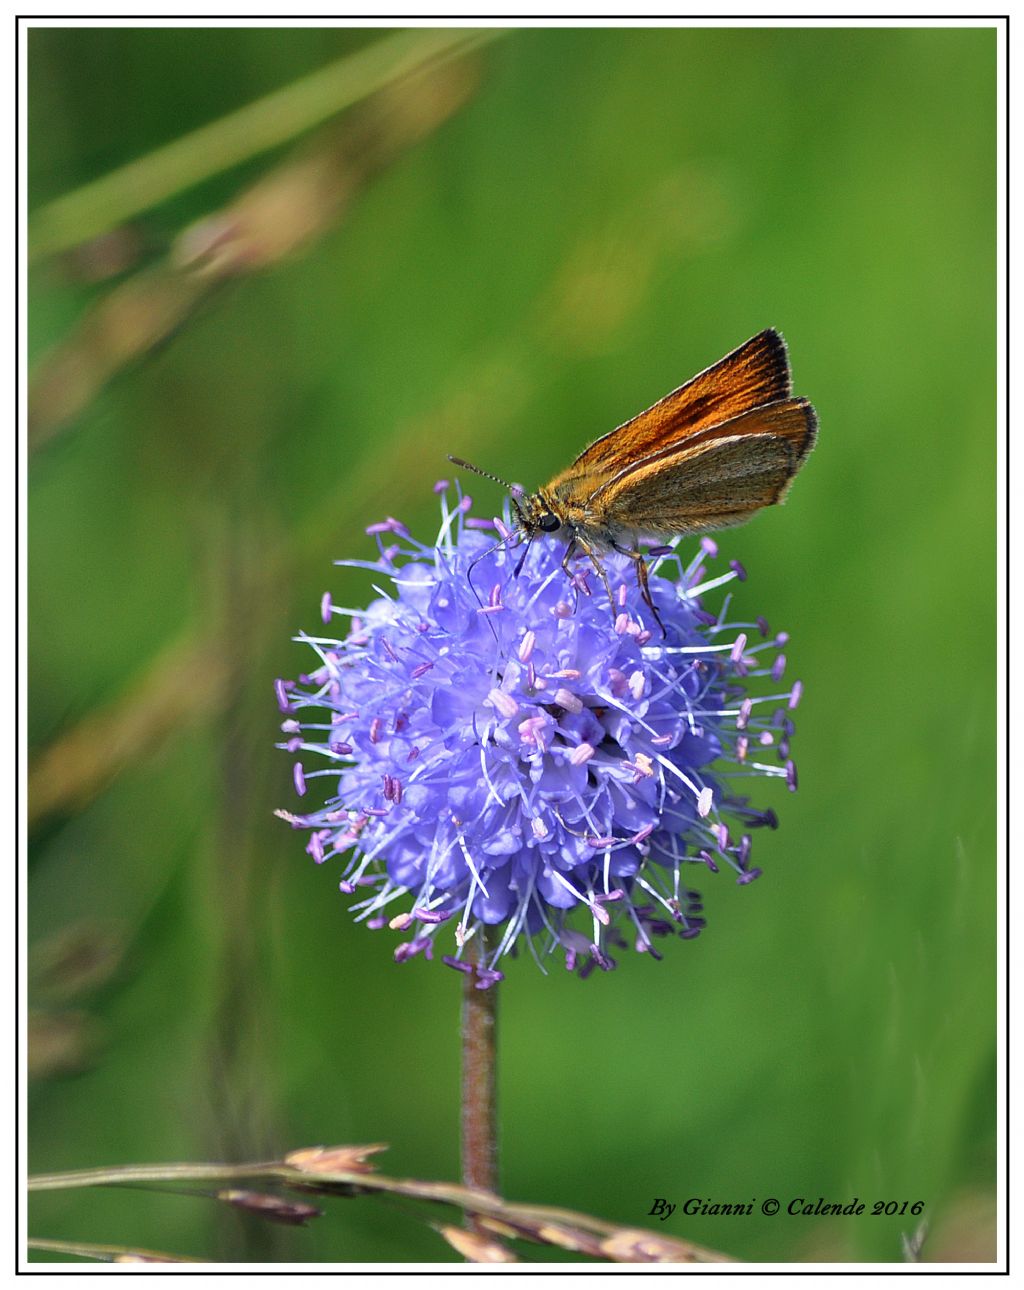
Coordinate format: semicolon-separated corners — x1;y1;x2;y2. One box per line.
448;455;526;499
513;533;535;578
466;531;523;644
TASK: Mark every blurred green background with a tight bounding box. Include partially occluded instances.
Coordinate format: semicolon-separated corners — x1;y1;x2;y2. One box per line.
27;24;997;1264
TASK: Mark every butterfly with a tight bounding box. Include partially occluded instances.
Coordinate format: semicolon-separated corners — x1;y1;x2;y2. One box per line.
450;328;816;631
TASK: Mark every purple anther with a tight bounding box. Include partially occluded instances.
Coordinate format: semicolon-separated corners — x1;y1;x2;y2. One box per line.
274;679;293;712
788;680;803;710
701;536;718;557
442;955;475;976
293;763;307;796
518;630;536;662
618;583;628;608
729;559;747;581
628;671;645;701
775;631;790;647
320;592;333;624
338;880;356;894
286;736;302;752
737;835;751;866
407;746;420;761
736;697;753;731
518;715;548;746
771;653;787;681
590;944;615;971
308;833;325;864
554;687;583;714
614;612;629;635
736;735;748;761
596;888;625;903
649;545;673;557
697;786;714;817
433;478;449;493
465;517;494;530
699;850;719;873
759;731;774;746
570;742;595;766
730;633;747;663
488;688;519;719
636;630;652;645
737;868;762;885
365;521;392;535
413;907;452;925
369;717;383;743
411;661;434;678
756;615;770;636
786;759;799;791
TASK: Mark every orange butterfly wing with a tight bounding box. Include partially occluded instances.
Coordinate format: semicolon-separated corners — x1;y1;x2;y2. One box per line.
555;328;793;485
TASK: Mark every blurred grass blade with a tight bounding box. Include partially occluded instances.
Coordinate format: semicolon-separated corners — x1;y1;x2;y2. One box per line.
28;27;504;264
28;1150;734;1263
29;53;483;451
27;1238;201;1264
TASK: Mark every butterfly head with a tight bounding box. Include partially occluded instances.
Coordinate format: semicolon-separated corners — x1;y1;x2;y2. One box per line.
513;490;566;540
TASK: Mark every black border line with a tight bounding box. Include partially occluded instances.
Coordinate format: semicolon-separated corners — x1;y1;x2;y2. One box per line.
19;15;1011;1274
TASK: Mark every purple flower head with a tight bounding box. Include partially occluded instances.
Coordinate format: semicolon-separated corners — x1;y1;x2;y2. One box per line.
276;486;802;981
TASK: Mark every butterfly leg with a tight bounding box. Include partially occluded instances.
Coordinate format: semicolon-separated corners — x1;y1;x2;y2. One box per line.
571;537;617;619
612;543;666;637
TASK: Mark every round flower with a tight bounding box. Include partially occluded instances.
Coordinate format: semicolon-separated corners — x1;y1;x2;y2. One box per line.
276;484;802;983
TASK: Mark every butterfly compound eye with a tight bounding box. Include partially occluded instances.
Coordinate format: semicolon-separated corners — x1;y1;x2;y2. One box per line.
538;513;561;533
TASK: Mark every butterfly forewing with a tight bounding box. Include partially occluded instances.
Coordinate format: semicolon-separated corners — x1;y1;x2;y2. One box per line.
596;398;817;536
558;328;792;483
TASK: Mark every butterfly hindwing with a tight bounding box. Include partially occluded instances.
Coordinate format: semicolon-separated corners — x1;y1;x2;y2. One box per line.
595;398;817;535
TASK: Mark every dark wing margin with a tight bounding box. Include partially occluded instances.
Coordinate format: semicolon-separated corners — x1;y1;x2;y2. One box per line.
567;329;793;475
